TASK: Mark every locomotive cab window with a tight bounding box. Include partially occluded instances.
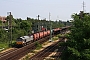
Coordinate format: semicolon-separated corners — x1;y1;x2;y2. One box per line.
17;38;23;41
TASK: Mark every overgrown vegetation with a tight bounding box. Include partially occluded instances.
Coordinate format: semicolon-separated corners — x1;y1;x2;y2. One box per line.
22;54;30;60
52;37;58;41
0;15;71;49
0;42;9;51
57;33;69;38
35;41;42;50
61;11;90;60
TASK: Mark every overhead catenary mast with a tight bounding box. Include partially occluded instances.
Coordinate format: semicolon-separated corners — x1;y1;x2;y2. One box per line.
49;12;52;42
37;15;40;32
7;12;12;47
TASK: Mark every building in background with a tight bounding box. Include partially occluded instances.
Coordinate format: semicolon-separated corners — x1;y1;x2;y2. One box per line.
0;16;7;22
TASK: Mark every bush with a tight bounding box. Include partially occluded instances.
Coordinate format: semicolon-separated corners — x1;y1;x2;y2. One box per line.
35;41;42;50
0;42;9;51
52;37;58;40
57;34;64;38
11;41;16;47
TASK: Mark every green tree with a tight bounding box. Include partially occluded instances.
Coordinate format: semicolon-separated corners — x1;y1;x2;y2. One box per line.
61;11;90;60
0;29;9;42
20;21;31;33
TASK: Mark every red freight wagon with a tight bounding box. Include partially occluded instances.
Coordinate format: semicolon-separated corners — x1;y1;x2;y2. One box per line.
45;31;48;36
41;32;44;38
57;28;60;30
54;28;59;32
33;33;37;41
47;30;50;35
43;31;46;37
59;28;61;30
39;32;44;38
53;29;56;32
36;33;39;40
44;31;47;37
42;28;46;31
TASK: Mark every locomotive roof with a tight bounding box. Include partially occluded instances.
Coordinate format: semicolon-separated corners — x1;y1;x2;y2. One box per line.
20;36;30;39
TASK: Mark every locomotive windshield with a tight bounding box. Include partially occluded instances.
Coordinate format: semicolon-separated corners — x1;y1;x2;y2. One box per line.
17;38;22;41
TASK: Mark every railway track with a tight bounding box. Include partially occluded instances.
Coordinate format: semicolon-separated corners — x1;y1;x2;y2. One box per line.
0;48;18;57
0;36;50;60
52;46;66;60
0;29;69;60
29;38;65;60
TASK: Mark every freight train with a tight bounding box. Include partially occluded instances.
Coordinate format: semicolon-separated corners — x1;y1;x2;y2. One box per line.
16;27;67;46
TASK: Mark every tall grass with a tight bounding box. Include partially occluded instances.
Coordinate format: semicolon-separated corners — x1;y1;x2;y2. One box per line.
0;42;9;52
35;41;42;50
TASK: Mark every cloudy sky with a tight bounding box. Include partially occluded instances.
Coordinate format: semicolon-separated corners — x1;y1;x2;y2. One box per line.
0;0;90;21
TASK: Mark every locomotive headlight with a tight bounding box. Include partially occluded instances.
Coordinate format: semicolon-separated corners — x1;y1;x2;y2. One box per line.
23;41;25;43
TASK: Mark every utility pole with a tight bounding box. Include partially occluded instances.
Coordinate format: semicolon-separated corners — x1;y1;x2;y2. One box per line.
45;18;47;31
38;15;40;20
83;1;85;12
79;1;85;20
10;12;12;46
7;12;12;47
7;18;9;29
49;12;52;42
2;17;3;29
38;15;40;32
